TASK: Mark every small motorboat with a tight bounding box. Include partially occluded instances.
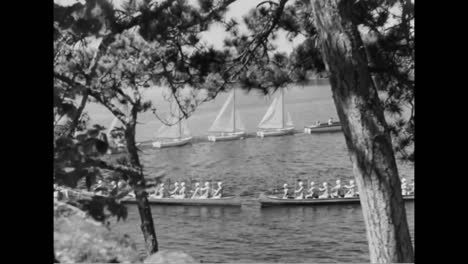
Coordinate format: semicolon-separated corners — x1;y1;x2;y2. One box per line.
304;121;342;134
258;192;414;207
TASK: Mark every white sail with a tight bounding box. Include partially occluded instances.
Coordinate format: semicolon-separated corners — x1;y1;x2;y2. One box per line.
234;109;245;131
285;111;294;127
258;89;293;129
208;90;245;133
180;118;191;137
209;92;234;132
155;114;190;139
106;117;119;137
258;95;283;129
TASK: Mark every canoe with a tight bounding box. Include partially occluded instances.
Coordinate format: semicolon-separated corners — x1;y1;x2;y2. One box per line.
152;137;192;148
304;122;342;134
207;131;245;142
257;127;295;138
75;191;242;207
258;193;414;207
120;196;242;207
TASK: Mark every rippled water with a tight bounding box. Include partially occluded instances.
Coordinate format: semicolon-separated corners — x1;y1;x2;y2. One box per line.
112;201;414;263
87;80;414;262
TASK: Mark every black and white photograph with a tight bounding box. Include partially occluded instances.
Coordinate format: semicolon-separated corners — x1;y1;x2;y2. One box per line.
53;0;415;263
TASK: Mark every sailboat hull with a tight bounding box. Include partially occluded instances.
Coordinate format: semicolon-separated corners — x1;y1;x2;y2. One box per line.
207;131;245;142
152;137;192;148
256;127;295;138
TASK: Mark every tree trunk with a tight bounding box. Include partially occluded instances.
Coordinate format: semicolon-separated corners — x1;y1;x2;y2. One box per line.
310;0;414;262
124;113;159;254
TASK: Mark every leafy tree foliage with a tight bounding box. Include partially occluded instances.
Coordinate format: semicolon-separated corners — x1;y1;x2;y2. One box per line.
54;0;414;258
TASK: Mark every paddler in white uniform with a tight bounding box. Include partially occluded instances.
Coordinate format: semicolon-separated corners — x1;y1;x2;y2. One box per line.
330;179;344;198
294;181;305;199
401;178;408;195
319;182;330;199
169;182;180;198
153;183;165;198
199;181;211;198
344;180;356;197
282;183;289;199
191;182;201;199
176;182;186;199
328;117;334;125
408;179;415;195
212;181;223;199
305;181;318;199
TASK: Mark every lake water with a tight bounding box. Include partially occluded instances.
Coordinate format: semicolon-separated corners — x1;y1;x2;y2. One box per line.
87;80;414;262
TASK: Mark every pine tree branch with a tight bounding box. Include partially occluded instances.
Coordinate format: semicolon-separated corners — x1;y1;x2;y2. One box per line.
84;157;142;178
54;73;128;126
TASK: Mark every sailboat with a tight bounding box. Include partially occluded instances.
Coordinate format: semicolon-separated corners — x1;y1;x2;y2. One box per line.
256;88;295;138
207;88;246;142
152;108;192;148
105;116;142;154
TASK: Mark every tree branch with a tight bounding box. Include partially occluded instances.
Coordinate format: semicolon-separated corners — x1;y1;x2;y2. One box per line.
84;157;142;178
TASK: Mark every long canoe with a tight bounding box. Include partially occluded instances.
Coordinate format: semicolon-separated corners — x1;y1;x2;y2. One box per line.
71;189;241;207
258;193;414;207
120;196;241;207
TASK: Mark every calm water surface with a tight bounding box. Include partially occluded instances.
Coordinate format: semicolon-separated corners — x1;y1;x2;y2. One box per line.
87;80;414;262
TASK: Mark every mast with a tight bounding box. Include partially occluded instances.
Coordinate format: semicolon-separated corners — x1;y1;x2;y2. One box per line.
281;88;284;129
232;88;236;132
178;106;182;139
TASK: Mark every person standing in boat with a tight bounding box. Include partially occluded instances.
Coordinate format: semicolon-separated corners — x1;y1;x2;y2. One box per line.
169;182;180;198
319;182;330;199
331;179;345;198
212;181;223;199
344;180;356;197
199;181;211;198
282;183;289;199
191;182;201;199
294;181;305;199
305;181;319;199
